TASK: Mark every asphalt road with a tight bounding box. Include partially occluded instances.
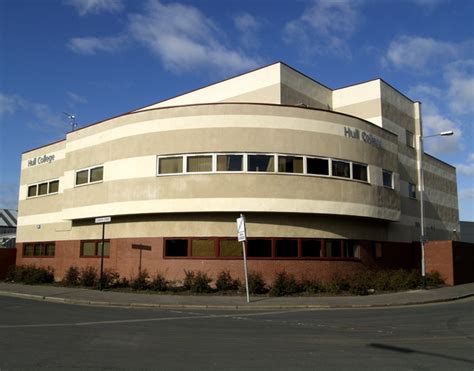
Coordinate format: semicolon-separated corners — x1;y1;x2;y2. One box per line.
0;296;473;370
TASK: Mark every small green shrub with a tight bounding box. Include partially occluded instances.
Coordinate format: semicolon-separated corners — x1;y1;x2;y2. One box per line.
131;270;150;290
215;271;240;291
270;271;299;296
299;278;324;294
182;270;212;293
347;272;372;295
150;274;167;291
80;266;98;287
5;265;54;284
325;273;350;294
247;271;267;294
63;266;80;286
102;269;124;288
425;271;445;287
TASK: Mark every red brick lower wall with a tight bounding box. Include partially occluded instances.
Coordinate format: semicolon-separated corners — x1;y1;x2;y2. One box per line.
425;240;474;285
15;238;423;284
0;248;16;279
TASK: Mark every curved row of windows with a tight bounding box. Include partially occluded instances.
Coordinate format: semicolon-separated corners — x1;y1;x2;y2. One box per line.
157;153;370;182
164;238;361;259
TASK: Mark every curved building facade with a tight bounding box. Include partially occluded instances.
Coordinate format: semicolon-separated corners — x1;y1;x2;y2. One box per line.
16;62;459;282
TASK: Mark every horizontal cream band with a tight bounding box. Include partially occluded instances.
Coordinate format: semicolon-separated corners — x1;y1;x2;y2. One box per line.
65;113;398;154
18;211;64;226
21;149;66;170
397;215;459;232
58;198;401;222
17;198;400;226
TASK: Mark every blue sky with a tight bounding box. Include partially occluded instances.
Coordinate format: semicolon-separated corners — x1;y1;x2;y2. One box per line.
0;0;473;220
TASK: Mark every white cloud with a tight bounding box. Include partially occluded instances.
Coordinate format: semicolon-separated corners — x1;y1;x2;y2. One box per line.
385;36;459;70
66;0;123;16
408;84;442;100
234;13;259;32
233;13;261;49
67;92;88;104
0;93;65;131
444;60;474;115
0;94;25;117
456;153;474;176
284;0;361;57
68;36;125;55
128;0;259;74
422;114;463;155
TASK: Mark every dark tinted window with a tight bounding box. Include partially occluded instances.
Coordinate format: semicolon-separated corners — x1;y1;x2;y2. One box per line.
275;239;298;257
247;239;272;257
307;158;329;175
301;239;321;257
165;239;188;257
332;160;350;178
352;163;368;181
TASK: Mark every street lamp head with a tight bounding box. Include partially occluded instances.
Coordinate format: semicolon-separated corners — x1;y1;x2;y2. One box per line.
439;131;454;136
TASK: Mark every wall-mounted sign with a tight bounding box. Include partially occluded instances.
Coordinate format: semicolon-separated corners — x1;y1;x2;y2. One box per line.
28;154;56;167
344;127;382;149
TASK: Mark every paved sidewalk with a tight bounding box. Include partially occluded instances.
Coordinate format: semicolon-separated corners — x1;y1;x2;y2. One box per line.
0;281;473;309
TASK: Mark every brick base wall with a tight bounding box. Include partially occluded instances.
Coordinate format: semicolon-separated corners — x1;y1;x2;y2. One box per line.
15;238;422;284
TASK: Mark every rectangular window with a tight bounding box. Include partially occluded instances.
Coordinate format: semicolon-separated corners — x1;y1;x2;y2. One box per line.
248;155;274;172
352;163;368;182
219;239;242;257
159;157;183;174
301;239;321;257
409;183;417;199
187;155;212;173
191;239;215;257
332;160;350;178
247;239;272;257
90;166;103;182
48;180;59;193
27;185;37;198
307;158;329;175
23;242;55;257
81;240;110;257
278;156;303;173
383;170;393;188
346;241;360;258
373;242;383;258
45;243;56;257
76;170;89;185
406;130;414;148
325;240;342;257
38;182;48;196
217;154;243;172
275;239;298;257
34;243;45;256
165;239;188;257
24;244;34;257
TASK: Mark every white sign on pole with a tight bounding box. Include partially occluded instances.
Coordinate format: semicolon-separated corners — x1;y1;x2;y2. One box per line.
236;215;246;242
95;216;111;224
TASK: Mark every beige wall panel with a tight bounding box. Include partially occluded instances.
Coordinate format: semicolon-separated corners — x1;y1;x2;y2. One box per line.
220;84;281;105
281;85;328;110
63;127;397;174
20;159;65;185
332;99;382;120
333;80;381;108
18;213;391;242
381;101;416;132
66;104;397;151
380;81;416;118
280;64;332;108
61;174;399;212
18;194;63;216
423;171;458;194
400;197;458;223
135;63;282;110
21;141;66;168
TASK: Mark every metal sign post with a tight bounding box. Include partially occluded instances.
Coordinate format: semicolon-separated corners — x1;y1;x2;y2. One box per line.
95;216;111;290
237;214;250;303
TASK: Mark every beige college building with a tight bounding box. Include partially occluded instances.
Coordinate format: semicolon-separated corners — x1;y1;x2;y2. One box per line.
16;62;460;282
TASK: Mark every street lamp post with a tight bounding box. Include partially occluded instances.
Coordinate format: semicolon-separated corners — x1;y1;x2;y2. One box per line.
418;130;453;288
